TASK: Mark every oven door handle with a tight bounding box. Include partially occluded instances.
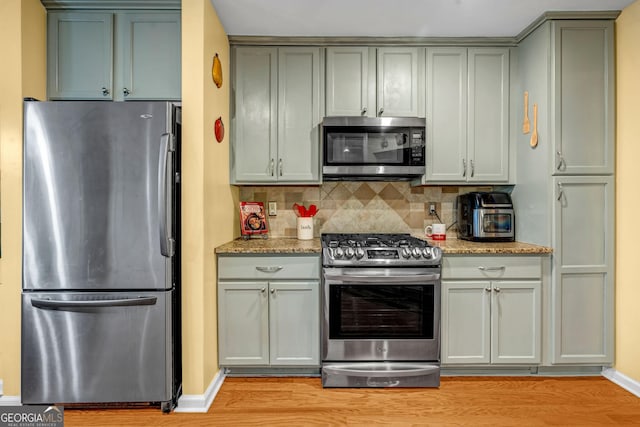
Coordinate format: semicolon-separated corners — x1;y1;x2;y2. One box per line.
323;273;440;283
322;363;440;378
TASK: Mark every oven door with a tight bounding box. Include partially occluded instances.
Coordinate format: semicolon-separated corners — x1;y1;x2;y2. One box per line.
322;267;440;363
473;208;514;240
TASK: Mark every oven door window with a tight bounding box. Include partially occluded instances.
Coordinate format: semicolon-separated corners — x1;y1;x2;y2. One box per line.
325;131;410;165
329;284;435;339
482;213;512;233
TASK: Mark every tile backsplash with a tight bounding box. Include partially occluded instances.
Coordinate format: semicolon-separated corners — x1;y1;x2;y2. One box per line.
239;182;501;238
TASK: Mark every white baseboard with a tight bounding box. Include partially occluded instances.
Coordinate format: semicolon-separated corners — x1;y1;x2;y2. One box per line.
0;395;21;406
174;370;226;413
603;368;640;398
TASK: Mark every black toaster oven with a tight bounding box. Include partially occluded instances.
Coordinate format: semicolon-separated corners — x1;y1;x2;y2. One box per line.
457;192;515;242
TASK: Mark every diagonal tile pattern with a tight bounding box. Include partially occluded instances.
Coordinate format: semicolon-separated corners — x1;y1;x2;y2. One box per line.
239;182;499;238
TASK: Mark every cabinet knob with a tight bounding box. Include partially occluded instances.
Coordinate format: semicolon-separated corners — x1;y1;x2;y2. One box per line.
256;266;283;273
556;151;567;171
361;107;367;116
123;87;131;96
261;287;266;293
494;287;501;293
270;288;276;294
378;107;384;116
478;266;506;271
557;182;564;201
101;87;110;96
484;287;491;292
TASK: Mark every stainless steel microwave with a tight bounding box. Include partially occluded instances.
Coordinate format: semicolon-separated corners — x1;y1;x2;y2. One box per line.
321;116;426;180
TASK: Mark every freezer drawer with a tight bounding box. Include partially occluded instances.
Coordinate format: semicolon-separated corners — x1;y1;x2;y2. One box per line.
21;291;172;405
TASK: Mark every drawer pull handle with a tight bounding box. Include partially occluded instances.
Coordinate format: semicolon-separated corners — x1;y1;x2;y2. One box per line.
478;266;506;271
256;266;283;273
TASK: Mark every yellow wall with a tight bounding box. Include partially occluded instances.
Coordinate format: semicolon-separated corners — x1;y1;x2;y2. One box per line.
615;0;640;383
0;0;46;396
181;0;237;394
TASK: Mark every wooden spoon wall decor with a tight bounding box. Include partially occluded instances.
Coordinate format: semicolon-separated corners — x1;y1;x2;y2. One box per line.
530;103;538;148
522;91;531;134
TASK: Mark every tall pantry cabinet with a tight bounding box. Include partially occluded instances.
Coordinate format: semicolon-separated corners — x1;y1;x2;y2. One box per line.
511;18;615;365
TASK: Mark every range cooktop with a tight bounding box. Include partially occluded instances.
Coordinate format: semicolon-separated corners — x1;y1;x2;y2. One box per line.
321;233;442;267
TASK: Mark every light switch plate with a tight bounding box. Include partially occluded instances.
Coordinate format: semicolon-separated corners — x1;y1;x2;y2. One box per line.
0;378;3;396
268;201;277;216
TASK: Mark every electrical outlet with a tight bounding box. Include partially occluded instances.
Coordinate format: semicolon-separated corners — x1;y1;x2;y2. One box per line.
429;204;436;214
268;201;277;216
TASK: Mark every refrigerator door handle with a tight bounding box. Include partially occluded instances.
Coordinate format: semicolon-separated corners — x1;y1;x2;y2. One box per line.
30;296;158;310
158;133;175;257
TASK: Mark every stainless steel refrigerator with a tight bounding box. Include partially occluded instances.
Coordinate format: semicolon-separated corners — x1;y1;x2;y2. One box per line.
21;101;181;412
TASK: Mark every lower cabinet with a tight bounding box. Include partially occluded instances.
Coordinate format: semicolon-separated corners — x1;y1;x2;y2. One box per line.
441;256;543;365
217;255;320;367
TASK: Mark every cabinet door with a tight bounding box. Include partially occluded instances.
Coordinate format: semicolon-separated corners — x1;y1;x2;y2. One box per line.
277;47;321;182
47;12;113;100
377;47;421;117
232;47;278;183
551;176;614;363
467;48;509;182
424;48;467;182
269;281;320;366
218;281;269;366
491;281;541;364
325;47;370;117
117;12;181;101
441;281;491;364
552;21;614;175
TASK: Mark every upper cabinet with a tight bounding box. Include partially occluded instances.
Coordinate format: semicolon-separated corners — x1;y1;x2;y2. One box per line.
551;21;614;175
231;47;322;184
47;11;181;101
421;47;510;184
325;47;423;117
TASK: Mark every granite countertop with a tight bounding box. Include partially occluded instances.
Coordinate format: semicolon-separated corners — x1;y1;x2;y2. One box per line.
215;237;322;254
215;236;551;255
422;238;553;255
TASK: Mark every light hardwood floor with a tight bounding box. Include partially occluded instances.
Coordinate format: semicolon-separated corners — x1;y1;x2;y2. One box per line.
64;376;640;426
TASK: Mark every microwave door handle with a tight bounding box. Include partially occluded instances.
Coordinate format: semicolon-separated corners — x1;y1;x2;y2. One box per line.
323;273;440;283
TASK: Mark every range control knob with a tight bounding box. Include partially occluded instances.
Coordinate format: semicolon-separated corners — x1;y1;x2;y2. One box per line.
333;248;344;259
401;248;412;259
431;246;442;261
344;247;355;259
355;247;365;259
422;248;432;259
412;248;422;258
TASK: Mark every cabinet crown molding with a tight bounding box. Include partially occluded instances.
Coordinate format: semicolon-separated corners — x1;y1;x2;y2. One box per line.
41;0;180;10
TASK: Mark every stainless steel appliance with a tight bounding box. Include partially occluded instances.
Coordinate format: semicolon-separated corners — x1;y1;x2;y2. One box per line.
321;233;442;387
21;101;181;412
322;117;426;180
457;191;515;242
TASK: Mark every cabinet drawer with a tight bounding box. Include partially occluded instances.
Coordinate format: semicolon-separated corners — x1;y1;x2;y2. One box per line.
442;256;541;280
218;255;320;280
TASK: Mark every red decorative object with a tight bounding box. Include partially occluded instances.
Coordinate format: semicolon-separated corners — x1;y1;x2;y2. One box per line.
215;116;224;142
240;202;268;236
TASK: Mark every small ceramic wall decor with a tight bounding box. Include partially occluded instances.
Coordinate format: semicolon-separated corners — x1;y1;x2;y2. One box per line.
212;53;223;88
215;116;224;142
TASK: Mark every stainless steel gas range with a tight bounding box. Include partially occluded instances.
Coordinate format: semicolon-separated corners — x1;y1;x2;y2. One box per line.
321;233;442;388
